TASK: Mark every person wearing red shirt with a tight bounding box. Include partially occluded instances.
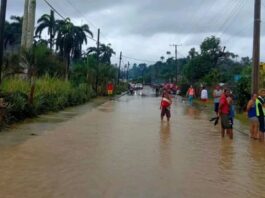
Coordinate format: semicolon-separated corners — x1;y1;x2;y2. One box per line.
160;90;172;122
218;89;233;139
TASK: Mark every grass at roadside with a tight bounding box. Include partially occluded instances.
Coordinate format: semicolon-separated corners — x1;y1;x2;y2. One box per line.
1;77;96;124
0;77;128;126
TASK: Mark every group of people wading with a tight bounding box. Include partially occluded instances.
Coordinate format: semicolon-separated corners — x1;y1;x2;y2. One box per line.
159;85;265;141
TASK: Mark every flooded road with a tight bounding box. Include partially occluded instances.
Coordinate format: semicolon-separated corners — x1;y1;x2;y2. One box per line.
0;88;265;198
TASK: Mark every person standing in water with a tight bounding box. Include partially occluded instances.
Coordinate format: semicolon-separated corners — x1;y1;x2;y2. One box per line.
160;90;172;122
186;85;195;105
213;85;222;116
256;89;265;141
200;86;208;106
227;93;235;139
246;94;259;139
218;89;233;139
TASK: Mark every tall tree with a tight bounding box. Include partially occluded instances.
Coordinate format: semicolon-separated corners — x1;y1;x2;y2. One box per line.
35;10;56;49
55;18;93;80
86;43;115;64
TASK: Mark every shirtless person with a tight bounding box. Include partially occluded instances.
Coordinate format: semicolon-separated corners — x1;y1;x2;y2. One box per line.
160;90;172;122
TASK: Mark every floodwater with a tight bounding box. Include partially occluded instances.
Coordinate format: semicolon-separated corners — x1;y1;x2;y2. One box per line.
0;88;265;198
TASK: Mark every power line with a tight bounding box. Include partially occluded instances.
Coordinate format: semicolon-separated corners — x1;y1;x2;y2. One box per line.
122;55;157;63
64;0;98;30
63;0;112;45
42;0;97;43
218;0;248;38
42;0;66;20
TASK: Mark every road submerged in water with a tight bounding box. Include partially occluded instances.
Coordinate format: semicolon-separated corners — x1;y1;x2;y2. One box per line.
0;88;265;198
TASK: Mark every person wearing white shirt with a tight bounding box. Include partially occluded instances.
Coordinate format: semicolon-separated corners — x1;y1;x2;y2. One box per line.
201;87;208;105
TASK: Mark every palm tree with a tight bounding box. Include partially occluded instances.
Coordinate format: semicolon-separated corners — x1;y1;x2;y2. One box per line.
100;44;115;64
55;18;93;80
35;10;56;49
86;43;115;64
72;24;93;60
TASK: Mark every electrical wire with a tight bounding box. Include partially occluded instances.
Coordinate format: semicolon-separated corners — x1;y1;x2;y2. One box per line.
64;0;112;45
64;0;98;31
42;0;66;20
122;55;157;64
218;0;248;38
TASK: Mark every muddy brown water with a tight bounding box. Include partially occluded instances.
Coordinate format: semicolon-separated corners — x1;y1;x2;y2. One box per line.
0;88;264;198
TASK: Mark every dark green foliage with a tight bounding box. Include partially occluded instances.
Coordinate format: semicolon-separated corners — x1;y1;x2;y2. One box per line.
235;66;251;111
4;16;23;51
5;91;34;123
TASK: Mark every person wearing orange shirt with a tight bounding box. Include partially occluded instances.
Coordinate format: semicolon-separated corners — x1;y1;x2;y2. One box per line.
186;85;195;105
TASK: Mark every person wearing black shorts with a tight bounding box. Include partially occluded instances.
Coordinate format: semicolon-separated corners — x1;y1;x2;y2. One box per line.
256;89;265;141
160;90;172;122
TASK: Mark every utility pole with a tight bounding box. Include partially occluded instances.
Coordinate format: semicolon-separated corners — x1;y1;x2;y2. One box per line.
0;0;7;83
96;28;100;94
170;44;181;84
26;0;36;49
127;62;130;82
252;0;261;94
21;0;29;49
117;51;122;84
21;0;36;50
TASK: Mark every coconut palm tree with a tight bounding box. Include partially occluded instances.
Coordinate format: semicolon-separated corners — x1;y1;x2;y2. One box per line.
72;24;93;60
99;44;115;64
86;43;115;64
55;18;93;80
35;10;56;49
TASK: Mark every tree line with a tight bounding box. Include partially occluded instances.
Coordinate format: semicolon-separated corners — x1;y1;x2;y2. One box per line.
3;10;120;96
0;10;126;125
129;36;252;110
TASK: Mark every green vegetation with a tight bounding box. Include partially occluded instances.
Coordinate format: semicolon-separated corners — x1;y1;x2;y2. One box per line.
129;36;252;111
1;12;126;126
1;76;95;123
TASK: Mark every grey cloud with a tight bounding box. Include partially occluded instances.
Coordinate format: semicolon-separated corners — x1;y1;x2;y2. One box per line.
3;0;263;62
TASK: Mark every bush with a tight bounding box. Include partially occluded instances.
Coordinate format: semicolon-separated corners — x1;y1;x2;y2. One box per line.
5;91;35;123
235;76;251;112
0;76;96;123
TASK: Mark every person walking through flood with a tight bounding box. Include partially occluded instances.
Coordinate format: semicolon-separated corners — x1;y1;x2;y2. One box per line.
256;89;265;141
200;86;208;106
213;85;223;116
186;85;195;105
227;93;235;139
218;89;233;139
246;94;259;139
160;90;172;122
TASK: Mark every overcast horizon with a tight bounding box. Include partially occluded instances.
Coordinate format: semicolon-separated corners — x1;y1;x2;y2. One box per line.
4;0;265;66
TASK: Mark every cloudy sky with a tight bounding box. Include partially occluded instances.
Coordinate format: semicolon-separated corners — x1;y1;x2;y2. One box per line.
4;0;265;65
